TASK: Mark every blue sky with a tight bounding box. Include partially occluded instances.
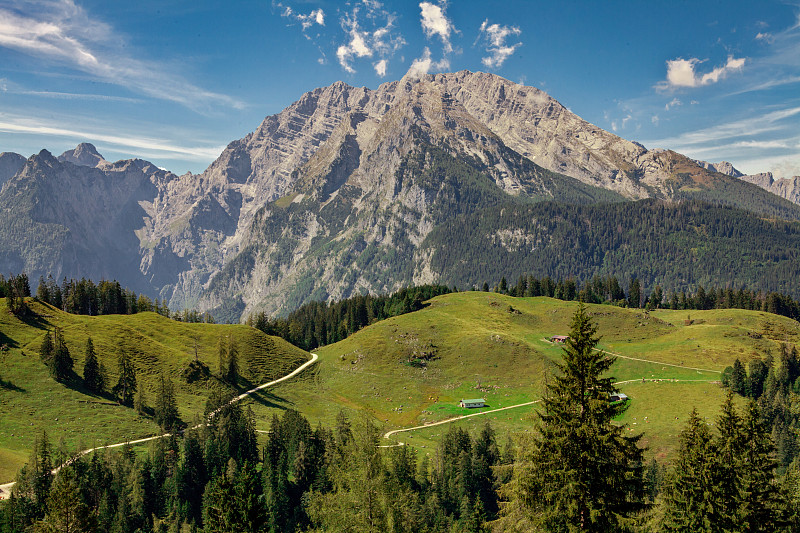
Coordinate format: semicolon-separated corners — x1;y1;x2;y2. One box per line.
1;0;799;178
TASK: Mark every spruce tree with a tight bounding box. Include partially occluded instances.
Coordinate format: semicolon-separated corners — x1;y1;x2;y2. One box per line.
154;374;180;430
730;358;748;396
661;409;715;531
112;352;137;406
82;337;103;393
513;303;645;531
225;337;239;385
739;401;790;531
39;331;54;366
50;328;73;382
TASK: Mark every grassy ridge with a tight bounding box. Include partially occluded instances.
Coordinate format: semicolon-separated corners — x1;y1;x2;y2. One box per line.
265;292;796;459
0;299;309;480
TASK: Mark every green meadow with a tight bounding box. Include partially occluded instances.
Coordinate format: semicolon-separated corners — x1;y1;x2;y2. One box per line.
0;299;308;481
1;292;797;481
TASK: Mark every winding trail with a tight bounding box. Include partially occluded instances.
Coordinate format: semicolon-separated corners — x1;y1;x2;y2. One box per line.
381;345;722;444
0;353;318;500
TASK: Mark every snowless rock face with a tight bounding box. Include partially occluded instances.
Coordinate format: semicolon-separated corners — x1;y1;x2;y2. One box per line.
739;173;800;205
1;70;796;317
693;159;800;206
0;152;26;189
57;143;106;168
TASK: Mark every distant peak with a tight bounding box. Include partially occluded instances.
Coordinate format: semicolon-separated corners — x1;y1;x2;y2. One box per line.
58;142;105;168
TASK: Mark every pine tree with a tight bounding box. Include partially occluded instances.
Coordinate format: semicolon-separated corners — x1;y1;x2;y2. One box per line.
40;331;54;366
511;303;645;531
739;401;790;531
112;352;137;406
50;328;73;382
225;337;239;385
154;374;180;430
730;358;748;396
661;409;715;531
82;337;103;393
32;468;94;533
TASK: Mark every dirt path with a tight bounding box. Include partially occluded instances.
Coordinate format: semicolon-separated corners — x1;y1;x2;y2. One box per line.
0;353;318;500
382;373;720;442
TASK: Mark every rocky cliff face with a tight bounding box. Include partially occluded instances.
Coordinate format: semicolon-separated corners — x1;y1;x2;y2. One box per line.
1;70;798;319
692;159;800;205
0;152;26;188
739;172;800;205
58;143;106;168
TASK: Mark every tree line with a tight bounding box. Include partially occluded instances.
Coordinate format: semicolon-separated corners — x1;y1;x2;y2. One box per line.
248;275;800;354
0;273;214;323
246;284;452;351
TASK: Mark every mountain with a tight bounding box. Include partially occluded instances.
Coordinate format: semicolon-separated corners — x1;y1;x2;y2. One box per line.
694;158;800;205
0;150;172;292
2;71;800;320
57;142;106;167
738;172;800;205
0;152;26;188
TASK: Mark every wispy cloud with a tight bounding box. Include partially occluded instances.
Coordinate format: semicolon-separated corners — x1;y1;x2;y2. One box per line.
335;1;405;77
476;20;521;69
0;114;225;161
665;97;682;111
656;55;746;91
643;106;800;148
0;0;244;112
278;3;325;34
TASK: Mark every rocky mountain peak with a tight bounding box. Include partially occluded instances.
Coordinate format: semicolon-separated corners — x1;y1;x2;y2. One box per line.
693;159;744;178
58;143;106;167
0;152;26;189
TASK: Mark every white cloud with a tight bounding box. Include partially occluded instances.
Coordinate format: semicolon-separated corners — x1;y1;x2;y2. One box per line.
277;3;325;32
477;20;522;69
0;0;243;112
755;31;774;43
406;46;449;78
656;55;746;90
373;59;388;77
641;106;800;148
651;115;659;126
335;1;405;76
665;97;682;111
0;114;225;161
419;2;455;53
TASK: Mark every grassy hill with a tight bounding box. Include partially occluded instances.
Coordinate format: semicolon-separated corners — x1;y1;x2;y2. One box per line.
261;292;799;460
2;293;797;481
0;299;309;481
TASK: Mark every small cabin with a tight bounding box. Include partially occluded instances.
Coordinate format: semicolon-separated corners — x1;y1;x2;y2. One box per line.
609;393;629;404
460;398;485;409
550;335;569;344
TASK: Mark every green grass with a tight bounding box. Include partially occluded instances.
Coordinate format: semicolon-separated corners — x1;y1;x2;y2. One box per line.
0;299;309;481
3;293;797;480
262;292;798;461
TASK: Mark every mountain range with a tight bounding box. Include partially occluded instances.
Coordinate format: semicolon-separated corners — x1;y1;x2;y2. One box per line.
1;70;799;321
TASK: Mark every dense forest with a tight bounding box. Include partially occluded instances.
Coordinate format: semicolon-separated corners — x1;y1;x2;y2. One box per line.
0;274;214;324
2;307;799;532
423;199;800;299
721;344;800;470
